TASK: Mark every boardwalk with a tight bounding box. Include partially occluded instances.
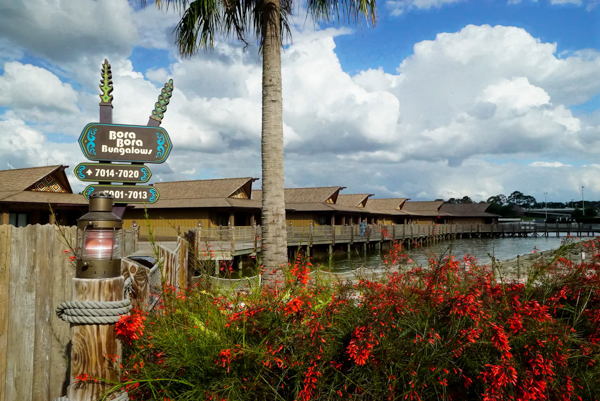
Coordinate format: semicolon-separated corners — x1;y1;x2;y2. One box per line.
138;222;600;261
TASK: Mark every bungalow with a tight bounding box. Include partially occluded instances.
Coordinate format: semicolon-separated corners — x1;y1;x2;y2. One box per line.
439;203;499;224
253;186;350;227
123;177;261;236
334;194;373;225
365;198;409;225
0;165;87;226
401;200;448;225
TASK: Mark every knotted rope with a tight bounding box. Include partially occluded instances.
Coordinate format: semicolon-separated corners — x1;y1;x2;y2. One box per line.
55;390;130;401
56;299;132;324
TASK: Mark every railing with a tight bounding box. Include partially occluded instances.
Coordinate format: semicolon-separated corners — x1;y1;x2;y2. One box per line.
136;223;600;259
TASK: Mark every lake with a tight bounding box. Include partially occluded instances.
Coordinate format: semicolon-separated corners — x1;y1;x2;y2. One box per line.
314;234;588;272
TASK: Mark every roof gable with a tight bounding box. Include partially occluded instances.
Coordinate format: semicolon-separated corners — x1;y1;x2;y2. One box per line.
153;177;257;200
253;187;343;204
337;194;373;208
0;165;64;193
440;202;494;216
402;201;444;212
367;198;407;211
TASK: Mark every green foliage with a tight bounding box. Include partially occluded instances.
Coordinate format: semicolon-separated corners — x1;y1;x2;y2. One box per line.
147;0;377;55
107;239;600;400
447;196;473;204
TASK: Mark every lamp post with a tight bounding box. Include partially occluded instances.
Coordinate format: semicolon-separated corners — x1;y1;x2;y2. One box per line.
582;186;585;216
68;193;126;400
76;193;123;278
544;192;548;222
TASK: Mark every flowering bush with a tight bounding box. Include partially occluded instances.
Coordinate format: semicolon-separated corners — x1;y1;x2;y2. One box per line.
111;238;600;400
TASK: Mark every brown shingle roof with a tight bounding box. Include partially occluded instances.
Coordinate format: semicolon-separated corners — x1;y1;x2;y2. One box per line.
367;198;407;211
337;194;372;208
137;198;261;209
366;198;409;216
402;201;444;212
0;191;87;205
132;178;260;209
440;203;498;217
154;177;255;200
0;165;63;196
253;187;342;204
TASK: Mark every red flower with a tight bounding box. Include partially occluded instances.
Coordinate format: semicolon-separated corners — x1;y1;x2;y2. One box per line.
115;311;146;344
284;297;304;316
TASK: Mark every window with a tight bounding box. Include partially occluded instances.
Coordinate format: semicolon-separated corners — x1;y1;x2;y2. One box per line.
319;215;328;225
9;213;27;227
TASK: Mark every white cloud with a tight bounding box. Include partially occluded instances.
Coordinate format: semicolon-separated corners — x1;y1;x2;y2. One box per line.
0;61;79;113
0;0;137;63
529;161;573;167
386;0;464;16
0;118;78;169
550;0;582;4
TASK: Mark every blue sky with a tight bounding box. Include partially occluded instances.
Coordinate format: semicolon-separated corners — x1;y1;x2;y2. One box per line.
335;1;599;74
0;0;599;203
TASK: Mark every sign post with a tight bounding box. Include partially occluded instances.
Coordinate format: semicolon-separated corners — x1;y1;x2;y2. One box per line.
60;60;175;401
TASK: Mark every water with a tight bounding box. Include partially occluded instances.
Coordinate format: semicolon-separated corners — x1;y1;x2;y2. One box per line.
316;235;587;272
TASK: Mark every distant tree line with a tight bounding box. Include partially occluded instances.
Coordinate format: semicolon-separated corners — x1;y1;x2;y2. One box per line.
445;191;599;220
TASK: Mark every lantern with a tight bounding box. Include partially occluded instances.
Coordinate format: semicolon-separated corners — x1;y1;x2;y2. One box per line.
76;192;123;278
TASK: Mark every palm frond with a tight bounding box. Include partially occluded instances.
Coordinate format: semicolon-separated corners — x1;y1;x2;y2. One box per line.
306;0;378;27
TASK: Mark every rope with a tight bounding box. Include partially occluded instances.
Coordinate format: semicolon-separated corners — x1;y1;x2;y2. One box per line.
56;299;132;324
54;390;130;401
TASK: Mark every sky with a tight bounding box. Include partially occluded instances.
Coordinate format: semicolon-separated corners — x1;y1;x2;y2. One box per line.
0;0;599;204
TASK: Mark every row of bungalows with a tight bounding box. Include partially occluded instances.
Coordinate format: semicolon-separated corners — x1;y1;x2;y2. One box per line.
0;166;499;236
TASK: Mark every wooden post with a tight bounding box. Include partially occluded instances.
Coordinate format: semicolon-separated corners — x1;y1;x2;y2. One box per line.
178;237;189;288
67;278;123;401
516;255;521;280
0;212;8;225
229;224;235;255
253;223;258;253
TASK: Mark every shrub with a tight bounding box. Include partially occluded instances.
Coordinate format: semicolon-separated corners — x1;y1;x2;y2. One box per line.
108;238;600;400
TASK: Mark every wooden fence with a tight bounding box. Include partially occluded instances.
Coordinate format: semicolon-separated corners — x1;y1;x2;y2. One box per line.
0;224;146;401
0;224;77;401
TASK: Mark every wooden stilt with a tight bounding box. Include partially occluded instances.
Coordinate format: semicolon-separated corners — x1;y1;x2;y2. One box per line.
67;278;123;401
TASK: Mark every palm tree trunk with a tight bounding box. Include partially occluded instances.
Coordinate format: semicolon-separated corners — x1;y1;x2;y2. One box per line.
260;0;287;286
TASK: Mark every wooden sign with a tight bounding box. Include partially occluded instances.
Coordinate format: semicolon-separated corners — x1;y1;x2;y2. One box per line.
79;123;172;163
75;163;152;183
82;184;159;204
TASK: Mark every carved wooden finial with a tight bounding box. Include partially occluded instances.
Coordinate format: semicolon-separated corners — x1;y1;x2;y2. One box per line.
99;59;114;105
149;79;174;122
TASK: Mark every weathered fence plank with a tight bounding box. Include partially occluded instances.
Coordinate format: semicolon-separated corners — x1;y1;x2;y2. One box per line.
0;225;11;401
32;226;53;401
50;226;76;400
6;225;36;401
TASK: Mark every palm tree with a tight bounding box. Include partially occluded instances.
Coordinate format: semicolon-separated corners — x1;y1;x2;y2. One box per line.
146;0;378;286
